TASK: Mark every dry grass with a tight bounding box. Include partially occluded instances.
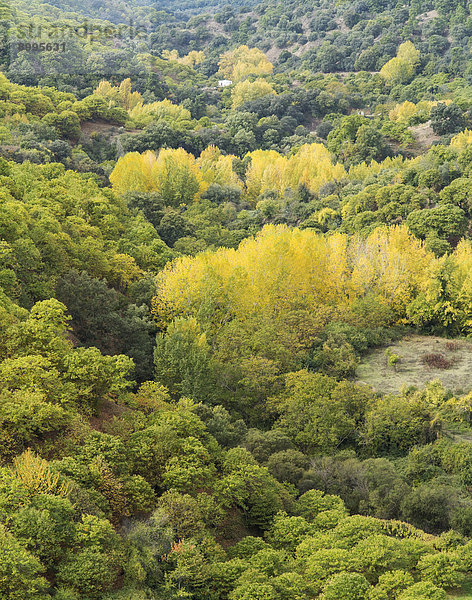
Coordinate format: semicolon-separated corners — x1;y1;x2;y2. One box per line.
356;335;472;395
408;120;440;153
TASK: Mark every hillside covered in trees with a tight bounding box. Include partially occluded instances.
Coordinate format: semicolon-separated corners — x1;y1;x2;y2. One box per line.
5;0;472;599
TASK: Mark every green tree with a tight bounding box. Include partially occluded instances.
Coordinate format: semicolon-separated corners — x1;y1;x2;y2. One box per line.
273;370;372;453
417;552;464;588
430;103;465;135
154;317;215;402
322;572;370;600
11;494;76;568
362;388;443;456
397;581;446;600
0;524;49;600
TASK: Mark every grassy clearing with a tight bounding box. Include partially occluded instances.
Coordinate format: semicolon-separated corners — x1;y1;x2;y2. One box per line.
448;580;472;599
355;334;472;396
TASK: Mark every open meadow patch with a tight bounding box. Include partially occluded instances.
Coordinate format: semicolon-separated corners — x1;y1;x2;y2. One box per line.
356;335;472;395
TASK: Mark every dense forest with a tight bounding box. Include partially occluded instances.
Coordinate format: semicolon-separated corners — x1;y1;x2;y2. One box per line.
5;0;472;599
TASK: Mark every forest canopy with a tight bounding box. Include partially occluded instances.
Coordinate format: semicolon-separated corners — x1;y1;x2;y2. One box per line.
4;0;472;598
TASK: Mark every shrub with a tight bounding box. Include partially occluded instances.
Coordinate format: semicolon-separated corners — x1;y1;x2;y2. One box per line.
421;354;453;369
417;552;464;588
445;342;459;352
397;581;446;600
322;572;370;600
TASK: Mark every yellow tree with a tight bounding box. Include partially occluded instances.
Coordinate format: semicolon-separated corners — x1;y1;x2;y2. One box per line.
286;144;346;195
389;100;417;122
109;253;143;291
451;129;472;150
196;145;242;188
109;150;157;195
118;78;143;110
152;223;433;332
94;78;143;110
152;148;205;206
162;49;205;67
349;225;431;314
110;149;205;205
245;150;288;202
14;449;71;498
441;241;472;332
127;99;191;128
181;51;206;67
397;40;421;65
380;42;420;84
244;144;346;203
162;49;180;61
218;45;274;82
231;79;276;109
347;155;407;181
94;80;115;104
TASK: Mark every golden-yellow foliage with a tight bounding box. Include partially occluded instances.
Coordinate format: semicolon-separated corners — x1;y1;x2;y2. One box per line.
218;45;273;82
94;78;143;111
127;99;191;128
450;129;472;150
162;49;205;67
389;99;451;122
109;253;143;291
388;100;417;122
183;51;206;67
162;49;180;62
245;149;288;201
110;145;407;207
348;156;407;181
196;146;242;188
110;147;241;201
14;449;71;498
245;144;346;203
285;144;346;194
111;148;206;202
95;80;114;98
152;147;206;204
231;79;276;108
153;224;432;326
109;150;157;195
415;239;472;333
380;42;420;84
